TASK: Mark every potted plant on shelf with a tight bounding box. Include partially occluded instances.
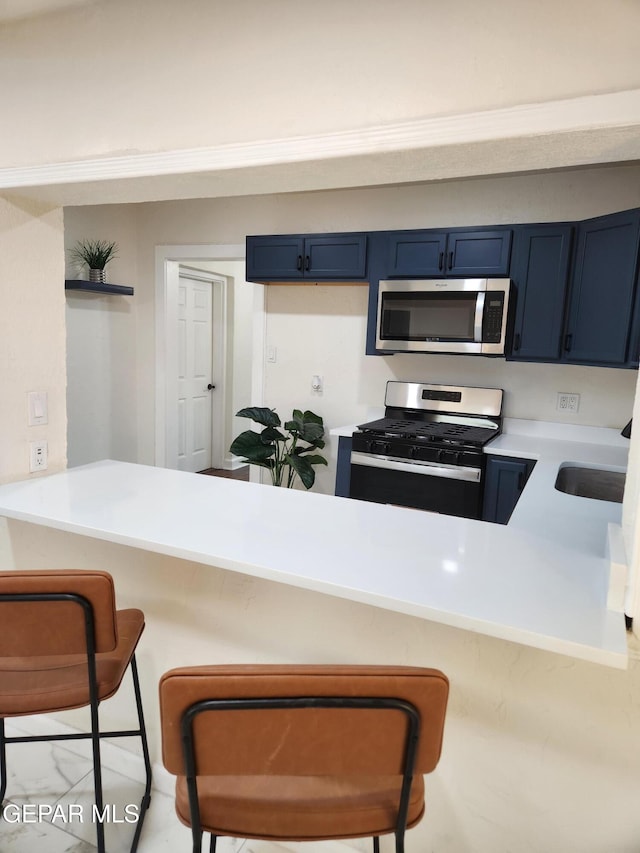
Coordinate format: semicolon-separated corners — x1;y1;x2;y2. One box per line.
70;239;119;284
230;407;328;489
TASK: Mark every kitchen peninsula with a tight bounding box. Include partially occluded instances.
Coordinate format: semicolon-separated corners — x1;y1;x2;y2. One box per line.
0;451;629;668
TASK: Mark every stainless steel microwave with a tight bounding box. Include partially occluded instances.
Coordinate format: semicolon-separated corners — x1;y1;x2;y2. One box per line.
376;278;511;355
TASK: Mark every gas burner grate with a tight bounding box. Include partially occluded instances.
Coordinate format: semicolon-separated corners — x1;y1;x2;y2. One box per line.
356;418;498;447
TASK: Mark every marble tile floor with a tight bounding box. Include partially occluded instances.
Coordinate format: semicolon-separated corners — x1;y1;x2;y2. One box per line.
0;721;374;853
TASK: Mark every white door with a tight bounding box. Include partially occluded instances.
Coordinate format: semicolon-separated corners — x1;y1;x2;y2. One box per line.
177;275;214;472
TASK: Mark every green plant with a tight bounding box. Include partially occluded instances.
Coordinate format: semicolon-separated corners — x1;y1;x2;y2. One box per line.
70;239;119;270
230;407;328;489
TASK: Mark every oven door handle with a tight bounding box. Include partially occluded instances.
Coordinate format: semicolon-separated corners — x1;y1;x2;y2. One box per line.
350;451;482;482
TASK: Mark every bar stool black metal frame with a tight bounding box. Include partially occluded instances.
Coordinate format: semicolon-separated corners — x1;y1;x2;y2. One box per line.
180;695;421;853
0;590;152;853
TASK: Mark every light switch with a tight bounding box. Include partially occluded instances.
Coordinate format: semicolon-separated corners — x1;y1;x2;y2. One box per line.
28;391;48;426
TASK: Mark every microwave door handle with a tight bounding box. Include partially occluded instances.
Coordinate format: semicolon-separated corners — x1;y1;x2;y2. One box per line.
474;292;486;342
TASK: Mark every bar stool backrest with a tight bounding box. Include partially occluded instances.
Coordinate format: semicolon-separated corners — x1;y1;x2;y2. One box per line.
160;664;449;777
0;569;118;656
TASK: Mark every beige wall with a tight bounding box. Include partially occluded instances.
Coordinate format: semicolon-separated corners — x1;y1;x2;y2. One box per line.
0;195;67;482
64;205;139;466
0;0;639;170
65;163;640;479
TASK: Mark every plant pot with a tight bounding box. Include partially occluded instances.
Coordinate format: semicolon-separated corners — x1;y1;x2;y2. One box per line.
89;269;106;284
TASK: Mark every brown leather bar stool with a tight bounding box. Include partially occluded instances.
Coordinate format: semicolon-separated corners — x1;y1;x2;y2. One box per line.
160;664;449;853
0;569;152;853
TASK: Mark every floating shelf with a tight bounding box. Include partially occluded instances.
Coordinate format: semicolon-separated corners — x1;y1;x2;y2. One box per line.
65;279;134;296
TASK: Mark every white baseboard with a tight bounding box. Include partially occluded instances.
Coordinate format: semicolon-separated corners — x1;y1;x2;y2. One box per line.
223;456;249;471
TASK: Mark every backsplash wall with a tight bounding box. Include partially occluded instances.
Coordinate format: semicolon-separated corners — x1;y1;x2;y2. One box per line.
263;284;636;493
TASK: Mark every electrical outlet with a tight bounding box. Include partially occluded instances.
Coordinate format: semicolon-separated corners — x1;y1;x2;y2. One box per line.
29;440;48;472
557;393;580;413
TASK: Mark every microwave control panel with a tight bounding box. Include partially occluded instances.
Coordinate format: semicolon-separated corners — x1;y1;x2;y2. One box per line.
482;293;505;343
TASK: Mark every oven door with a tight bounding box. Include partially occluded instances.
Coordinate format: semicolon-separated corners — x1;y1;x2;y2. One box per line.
349;452;483;519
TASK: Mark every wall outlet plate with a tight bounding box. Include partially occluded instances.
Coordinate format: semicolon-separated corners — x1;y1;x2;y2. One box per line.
557;393;580;413
29;440;48;472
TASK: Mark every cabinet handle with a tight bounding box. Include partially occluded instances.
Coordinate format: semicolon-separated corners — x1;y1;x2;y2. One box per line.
304;255;311;271
438;251;444;271
514;332;521;352
564;333;573;352
447;251;453;270
296;254;303;271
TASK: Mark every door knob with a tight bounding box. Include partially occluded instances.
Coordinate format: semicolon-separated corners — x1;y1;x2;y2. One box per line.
207;383;216;390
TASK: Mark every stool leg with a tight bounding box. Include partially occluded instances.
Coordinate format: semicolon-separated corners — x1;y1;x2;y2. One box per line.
373;837;380;853
129;654;152;852
0;718;6;806
210;835;217;853
89;697;106;853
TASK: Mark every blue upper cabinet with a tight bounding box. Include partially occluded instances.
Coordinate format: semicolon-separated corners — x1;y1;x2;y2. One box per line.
562;209;640;366
447;230;512;276
246;235;304;279
387;231;448;275
388;228;512;277
508;225;573;361
246;234;367;281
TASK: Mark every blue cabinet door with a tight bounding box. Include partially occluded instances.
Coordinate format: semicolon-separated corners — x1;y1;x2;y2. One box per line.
305;235;368;279
509;225;573;361
334;436;352;497
387;228;511;277
246;236;304;280
388;231;447;276
447;229;512;276
483;456;536;525
563;209;640;365
246;234;367;280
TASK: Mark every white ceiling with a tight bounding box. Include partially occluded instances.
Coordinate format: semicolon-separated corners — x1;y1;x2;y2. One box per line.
0;0;98;23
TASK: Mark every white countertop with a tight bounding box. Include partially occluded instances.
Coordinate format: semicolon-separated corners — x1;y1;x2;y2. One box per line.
0;426;630;668
486;419;629;550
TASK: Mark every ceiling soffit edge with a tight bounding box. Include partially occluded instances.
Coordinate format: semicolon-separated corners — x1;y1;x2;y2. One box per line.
1;89;639;193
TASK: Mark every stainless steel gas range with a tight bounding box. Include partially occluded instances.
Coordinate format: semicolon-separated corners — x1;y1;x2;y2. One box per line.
349;381;503;518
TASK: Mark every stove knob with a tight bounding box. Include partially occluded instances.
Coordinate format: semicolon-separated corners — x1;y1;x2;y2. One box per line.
371;440;389;455
437;448;445;462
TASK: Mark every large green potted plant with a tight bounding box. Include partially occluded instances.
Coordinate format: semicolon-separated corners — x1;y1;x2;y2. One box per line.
230;407;327;489
70;239;119;283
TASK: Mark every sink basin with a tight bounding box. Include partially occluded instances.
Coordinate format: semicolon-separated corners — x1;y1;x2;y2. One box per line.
555;466;626;503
